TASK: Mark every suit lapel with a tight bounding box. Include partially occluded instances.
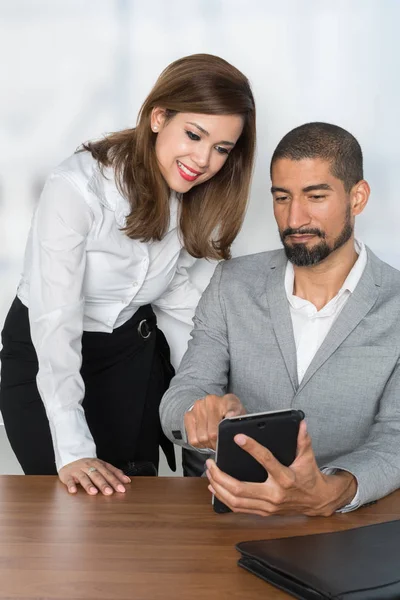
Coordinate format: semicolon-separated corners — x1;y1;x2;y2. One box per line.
297;248;382;393
265;254;299;392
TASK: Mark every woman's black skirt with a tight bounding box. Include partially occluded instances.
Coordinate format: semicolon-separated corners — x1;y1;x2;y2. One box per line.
0;297;175;475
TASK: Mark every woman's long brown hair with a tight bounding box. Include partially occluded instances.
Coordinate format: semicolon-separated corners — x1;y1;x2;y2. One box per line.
82;54;256;260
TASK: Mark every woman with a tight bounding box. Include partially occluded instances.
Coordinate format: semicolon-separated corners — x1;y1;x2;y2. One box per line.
0;53;256;496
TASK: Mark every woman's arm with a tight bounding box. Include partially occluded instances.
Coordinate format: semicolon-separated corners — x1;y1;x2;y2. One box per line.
28;172;96;471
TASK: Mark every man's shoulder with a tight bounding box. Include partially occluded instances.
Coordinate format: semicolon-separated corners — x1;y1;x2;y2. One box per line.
367;247;400;292
220;249;285;275
214;249;285;292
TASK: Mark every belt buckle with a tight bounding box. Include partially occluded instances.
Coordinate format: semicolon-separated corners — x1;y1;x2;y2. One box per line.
138;319;151;339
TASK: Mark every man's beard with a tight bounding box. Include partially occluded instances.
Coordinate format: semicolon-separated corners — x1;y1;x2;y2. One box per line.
279;207;353;267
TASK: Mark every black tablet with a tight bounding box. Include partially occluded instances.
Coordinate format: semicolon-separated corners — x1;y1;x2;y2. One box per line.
213;408;305;513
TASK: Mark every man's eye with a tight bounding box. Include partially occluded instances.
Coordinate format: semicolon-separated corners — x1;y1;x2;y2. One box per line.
185;130;200;141
215;145;229;155
309;195;326;200
275;196;288;202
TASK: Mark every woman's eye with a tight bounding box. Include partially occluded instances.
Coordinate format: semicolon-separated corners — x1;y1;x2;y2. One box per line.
185;130;200;141
215;145;229;155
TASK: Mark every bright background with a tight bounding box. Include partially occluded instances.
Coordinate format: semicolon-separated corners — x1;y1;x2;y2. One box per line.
1;0;399;475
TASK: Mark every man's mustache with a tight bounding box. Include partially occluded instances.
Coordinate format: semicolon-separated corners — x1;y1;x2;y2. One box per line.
282;228;326;240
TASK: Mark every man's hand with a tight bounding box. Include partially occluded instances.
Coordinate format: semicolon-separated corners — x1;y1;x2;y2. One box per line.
184;393;246;450
206;420;357;516
59;458;131;495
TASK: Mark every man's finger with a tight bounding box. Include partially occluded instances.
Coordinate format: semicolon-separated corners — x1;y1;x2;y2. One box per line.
206;458;268;500
185;407;213;449
206;415;219;450
206;464;275;515
225;409;240;418
234;434;293;485
207;465;312;515
223;393;245;418
184;410;200;447
195;402;213;448
295;420;312;456
209;484;271;517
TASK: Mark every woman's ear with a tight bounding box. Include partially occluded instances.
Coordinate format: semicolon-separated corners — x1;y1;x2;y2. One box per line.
150;107;167;133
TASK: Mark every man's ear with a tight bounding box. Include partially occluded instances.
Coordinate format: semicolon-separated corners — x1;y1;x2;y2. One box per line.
350;180;370;216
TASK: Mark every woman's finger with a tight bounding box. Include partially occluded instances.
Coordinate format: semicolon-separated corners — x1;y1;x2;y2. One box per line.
93;464;127;493
65;477;78;494
102;461;131;483
75;471;100;495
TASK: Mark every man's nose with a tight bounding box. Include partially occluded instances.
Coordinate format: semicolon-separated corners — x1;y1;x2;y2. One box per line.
287;198;311;230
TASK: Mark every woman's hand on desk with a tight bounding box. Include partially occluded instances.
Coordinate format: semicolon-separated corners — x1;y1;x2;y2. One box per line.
58;458;131;495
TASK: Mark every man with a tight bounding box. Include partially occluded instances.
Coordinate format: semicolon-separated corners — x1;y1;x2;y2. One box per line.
160;122;400;516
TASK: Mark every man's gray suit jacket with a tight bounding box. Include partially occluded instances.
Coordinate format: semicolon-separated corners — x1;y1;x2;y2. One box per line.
160;247;400;507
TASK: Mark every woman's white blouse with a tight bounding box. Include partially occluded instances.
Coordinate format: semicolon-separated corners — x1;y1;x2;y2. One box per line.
17;150;201;471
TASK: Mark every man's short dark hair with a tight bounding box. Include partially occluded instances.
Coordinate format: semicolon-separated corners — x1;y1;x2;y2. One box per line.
270;122;363;192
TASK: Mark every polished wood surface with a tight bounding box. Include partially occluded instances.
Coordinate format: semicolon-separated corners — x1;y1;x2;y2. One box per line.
0;476;399;599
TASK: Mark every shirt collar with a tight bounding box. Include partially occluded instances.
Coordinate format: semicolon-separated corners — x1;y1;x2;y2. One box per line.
339;239;367;294
284;240;367;307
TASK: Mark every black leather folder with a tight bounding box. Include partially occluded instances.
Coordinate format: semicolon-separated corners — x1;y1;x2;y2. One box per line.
236;519;400;599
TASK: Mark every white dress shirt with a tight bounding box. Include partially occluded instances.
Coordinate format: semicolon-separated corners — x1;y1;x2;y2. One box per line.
17;150;201;471
285;239;367;510
285;240;367;385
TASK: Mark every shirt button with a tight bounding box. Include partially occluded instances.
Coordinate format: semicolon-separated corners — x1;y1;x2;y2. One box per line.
132;281;138;287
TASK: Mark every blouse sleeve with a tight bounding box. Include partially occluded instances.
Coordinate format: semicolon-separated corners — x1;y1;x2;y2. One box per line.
27;172;97;471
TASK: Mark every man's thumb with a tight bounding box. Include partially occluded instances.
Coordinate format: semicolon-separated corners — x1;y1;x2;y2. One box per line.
225;409;238;418
224;396;245;418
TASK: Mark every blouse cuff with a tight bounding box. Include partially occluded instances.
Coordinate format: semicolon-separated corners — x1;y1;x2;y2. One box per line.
49;407;97;471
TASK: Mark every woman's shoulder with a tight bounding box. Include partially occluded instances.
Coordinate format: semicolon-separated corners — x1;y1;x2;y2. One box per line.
47;151;125;215
51;150;101;192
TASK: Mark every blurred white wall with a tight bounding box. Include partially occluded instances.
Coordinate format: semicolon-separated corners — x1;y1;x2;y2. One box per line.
1;0;400;474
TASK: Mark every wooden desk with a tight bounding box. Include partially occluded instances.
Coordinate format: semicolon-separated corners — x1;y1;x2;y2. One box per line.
0;476;399;599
